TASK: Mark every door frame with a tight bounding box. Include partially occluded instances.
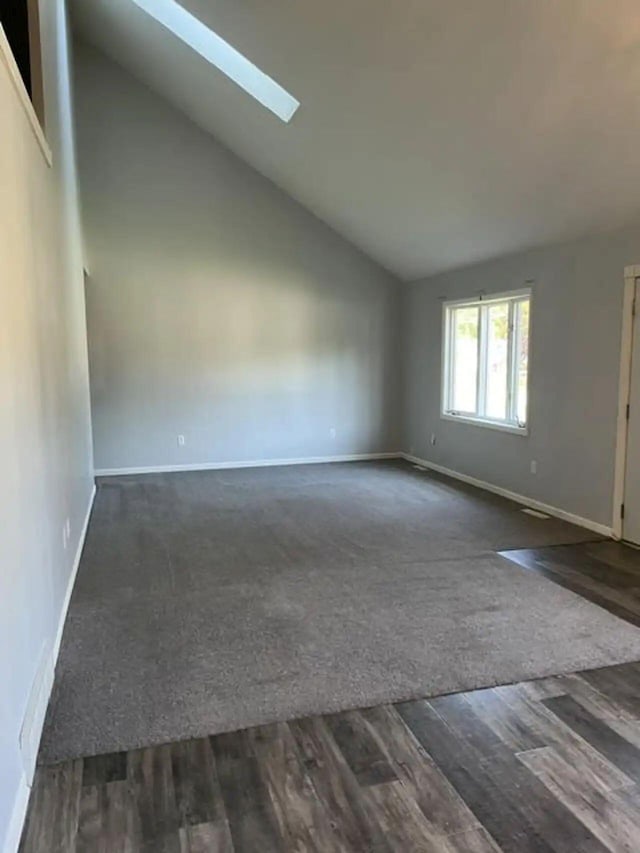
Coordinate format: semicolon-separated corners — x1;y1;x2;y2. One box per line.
612;265;640;540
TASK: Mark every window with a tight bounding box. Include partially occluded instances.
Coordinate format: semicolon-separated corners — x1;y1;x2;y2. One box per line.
1;0;45;126
442;290;531;433
130;0;299;122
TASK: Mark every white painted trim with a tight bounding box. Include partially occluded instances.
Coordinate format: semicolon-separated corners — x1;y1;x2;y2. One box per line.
440;412;528;436
19;642;53;787
0;24;52;166
612;271;638;540
4;485;96;853
441;287;532;434
95;453;401;477
441;286;532;309
3;772;30;853
94;451;611;536
53;485;96;662
401;452;612;538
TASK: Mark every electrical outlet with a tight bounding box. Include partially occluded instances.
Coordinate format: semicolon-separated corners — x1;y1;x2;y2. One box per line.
65;518;71;539
530;460;537;474
430;434;436;446
329;427;336;439
62;525;67;550
177;435;185;447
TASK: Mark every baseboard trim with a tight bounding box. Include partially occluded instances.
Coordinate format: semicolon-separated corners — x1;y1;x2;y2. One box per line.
5;485;96;853
53;484;96;663
3;772;30;853
401;453;613;538
95;452;401;477
94;452;610;536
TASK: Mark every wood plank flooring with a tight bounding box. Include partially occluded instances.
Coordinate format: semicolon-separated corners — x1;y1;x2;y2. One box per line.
20;539;640;852
499;540;640;627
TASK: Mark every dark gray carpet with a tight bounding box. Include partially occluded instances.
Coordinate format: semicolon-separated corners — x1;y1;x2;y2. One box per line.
41;460;640;763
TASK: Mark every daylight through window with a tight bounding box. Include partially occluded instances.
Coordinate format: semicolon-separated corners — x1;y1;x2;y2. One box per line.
442;290;530;431
1;0;45;126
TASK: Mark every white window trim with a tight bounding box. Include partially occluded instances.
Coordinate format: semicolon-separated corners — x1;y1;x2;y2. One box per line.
441;288;531;436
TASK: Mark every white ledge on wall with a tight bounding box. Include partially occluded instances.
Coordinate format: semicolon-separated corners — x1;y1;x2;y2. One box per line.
440;412;528;436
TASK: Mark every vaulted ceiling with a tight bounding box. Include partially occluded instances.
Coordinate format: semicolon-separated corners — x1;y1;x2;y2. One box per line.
71;0;640;280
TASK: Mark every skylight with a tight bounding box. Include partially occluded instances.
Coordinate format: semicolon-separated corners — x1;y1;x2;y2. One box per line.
130;0;300;123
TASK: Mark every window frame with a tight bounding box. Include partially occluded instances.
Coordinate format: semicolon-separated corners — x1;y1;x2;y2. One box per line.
441;288;532;436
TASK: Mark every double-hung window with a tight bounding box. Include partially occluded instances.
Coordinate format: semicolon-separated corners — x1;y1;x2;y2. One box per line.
442;289;531;433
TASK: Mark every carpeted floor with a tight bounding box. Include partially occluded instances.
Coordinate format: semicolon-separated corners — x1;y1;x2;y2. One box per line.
40;460;640;763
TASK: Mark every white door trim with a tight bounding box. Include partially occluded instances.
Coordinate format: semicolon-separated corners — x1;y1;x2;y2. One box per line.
612;265;640;540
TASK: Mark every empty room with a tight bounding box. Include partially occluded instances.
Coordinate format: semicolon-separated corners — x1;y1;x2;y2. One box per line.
5;1;640;851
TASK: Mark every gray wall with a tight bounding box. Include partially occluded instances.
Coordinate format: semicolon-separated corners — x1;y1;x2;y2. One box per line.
74;44;401;473
402;224;640;527
1;2;94;848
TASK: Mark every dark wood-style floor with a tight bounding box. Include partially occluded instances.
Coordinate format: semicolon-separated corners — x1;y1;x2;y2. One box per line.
20;540;640;852
500;539;640;628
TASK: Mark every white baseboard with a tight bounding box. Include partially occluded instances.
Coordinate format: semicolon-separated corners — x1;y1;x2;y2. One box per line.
95;450;610;537
401;452;613;538
52;484;96;663
18;643;53;793
3;773;30;853
5;485;96;853
95;452;401;477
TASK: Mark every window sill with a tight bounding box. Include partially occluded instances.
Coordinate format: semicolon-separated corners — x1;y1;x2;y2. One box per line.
441;412;528;436
0;25;52;167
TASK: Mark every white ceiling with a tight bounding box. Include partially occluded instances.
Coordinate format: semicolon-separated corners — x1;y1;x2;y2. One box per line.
71;0;640;280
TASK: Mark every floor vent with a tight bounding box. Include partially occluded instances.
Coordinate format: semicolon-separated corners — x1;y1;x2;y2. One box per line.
521;508;550;520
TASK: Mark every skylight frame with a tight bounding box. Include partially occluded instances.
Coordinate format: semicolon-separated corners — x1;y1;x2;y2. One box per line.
130;0;300;123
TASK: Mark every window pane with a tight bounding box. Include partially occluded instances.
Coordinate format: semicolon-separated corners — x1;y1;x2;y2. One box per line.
451;306;478;413
485;302;509;420
516;299;530;424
